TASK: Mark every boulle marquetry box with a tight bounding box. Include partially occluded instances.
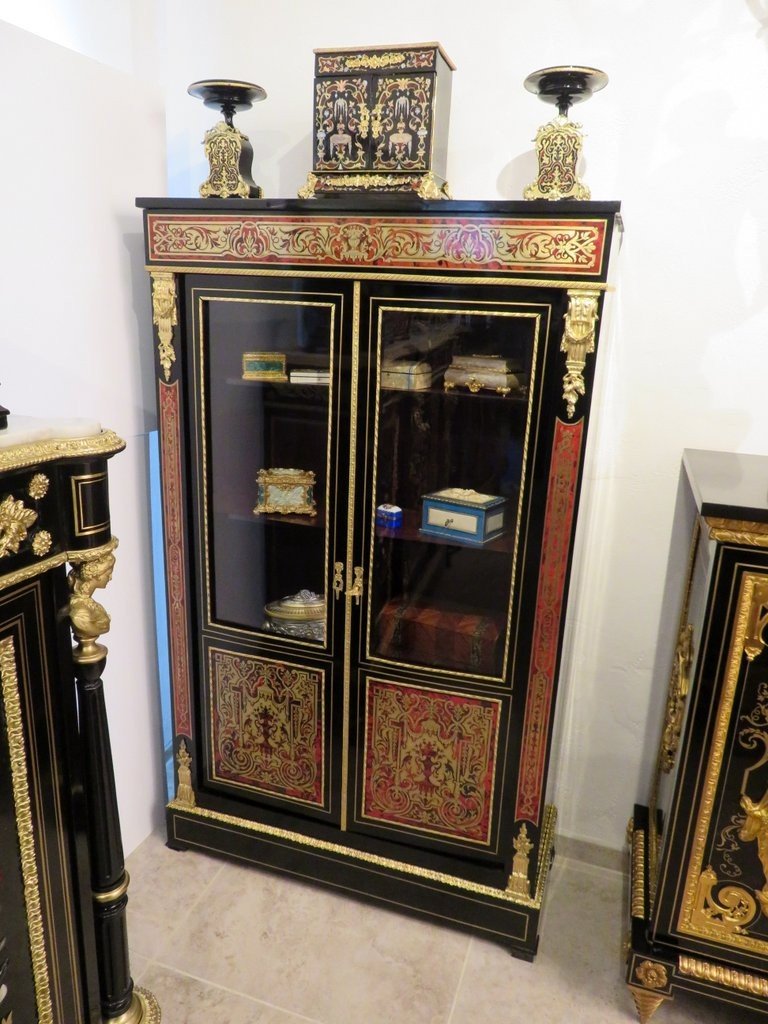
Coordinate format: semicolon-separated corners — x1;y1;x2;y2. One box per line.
301;42;454;198
628;450;768;1021
0;420;159;1024
138;195;621;960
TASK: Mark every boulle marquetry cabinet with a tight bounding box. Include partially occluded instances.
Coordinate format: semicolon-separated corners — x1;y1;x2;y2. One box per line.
628;450;768;1021
301;42;454;198
0;420;159;1024
139;195;621;959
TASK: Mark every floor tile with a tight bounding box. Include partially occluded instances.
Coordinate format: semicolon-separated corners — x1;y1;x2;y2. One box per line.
126;831;223;960
139;962;317;1024
449;858;764;1023
157;858;470;1024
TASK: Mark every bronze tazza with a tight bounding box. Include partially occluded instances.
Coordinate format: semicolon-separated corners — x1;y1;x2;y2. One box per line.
138;193;621;961
188;79;267;199
628;450;768;1022
523;65;608;202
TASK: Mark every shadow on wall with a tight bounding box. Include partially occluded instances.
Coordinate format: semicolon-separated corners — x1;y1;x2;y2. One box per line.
496;149;538;202
120;221;158;433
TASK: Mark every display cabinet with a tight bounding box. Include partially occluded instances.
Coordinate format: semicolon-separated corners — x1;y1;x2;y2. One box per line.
139;196;621;959
0;420;159;1023
628;450;768;1020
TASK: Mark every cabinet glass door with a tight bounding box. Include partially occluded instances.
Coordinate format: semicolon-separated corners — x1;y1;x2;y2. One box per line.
190;281;347;652
361;294;544;681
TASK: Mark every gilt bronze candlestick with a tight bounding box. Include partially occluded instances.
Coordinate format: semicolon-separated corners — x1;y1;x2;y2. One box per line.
188;79;267;198
523;65;607;201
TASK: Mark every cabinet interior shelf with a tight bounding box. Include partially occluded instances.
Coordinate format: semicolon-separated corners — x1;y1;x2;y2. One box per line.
227;377;330;389
227;509;326;528
381;383;528;403
375;508;515;553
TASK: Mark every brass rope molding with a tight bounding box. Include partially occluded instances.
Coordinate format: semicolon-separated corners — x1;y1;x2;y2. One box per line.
0;430;124;474
678;955;768;997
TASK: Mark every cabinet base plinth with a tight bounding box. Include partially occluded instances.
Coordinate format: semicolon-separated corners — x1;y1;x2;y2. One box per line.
626;804;768;1019
166;802;557;960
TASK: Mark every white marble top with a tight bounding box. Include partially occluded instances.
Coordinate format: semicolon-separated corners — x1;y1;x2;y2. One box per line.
0;415;102;449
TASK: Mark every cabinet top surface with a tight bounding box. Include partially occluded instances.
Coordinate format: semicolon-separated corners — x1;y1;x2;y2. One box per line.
684;448;768;523
0;416;124;472
136;196;621;216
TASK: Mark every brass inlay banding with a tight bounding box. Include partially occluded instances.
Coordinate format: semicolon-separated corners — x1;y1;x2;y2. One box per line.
168;799;558;910
340;281;362;830
146;265;614;290
0;637;54;1024
93;871;130;904
70;471;109;537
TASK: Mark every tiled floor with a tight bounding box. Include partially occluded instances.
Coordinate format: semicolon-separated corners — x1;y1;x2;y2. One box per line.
126;833;756;1024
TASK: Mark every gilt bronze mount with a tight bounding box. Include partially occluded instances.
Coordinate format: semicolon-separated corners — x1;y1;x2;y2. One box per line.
523;65;608;201
188;79;266;199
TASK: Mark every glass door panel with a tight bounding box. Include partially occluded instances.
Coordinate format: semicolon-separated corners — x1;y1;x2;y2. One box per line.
364;300;541;680
195;285;343;649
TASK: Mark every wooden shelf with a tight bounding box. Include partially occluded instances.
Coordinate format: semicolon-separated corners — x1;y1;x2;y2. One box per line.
380;382;528;403
228;509;326;529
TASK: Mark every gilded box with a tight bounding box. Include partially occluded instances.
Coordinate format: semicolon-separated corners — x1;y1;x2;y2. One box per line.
242;351;288;382
380;360;436;391
443;355;523;396
420;487;507;544
253;468;316;516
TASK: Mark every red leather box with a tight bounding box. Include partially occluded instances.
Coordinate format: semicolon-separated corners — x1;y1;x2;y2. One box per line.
375;598;502;675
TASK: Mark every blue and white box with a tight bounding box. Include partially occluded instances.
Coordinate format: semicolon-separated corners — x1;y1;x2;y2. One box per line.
420;488;507;545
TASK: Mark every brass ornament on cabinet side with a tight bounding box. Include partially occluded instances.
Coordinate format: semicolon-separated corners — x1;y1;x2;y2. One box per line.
630;825;646;919
744;577;768;661
67;545;117;665
738;791;768;914
635;960;669;990
0;637;55;1024
151;271;178;382
175;738;196;808
688;864;758;936
706;517;768;548
678;571;768;953
27;473;49;500
561;289;599;419
0;495;38;558
659;623;694;772
507;822;533;898
31;531;52;557
678;955;768;998
629;988;668;1024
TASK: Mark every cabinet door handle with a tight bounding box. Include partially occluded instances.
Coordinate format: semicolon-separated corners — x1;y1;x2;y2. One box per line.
347;566;364;606
333;562;344;600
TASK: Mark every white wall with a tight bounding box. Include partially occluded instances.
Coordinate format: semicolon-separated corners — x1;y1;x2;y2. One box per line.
0;19;167;854
159;0;768;852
